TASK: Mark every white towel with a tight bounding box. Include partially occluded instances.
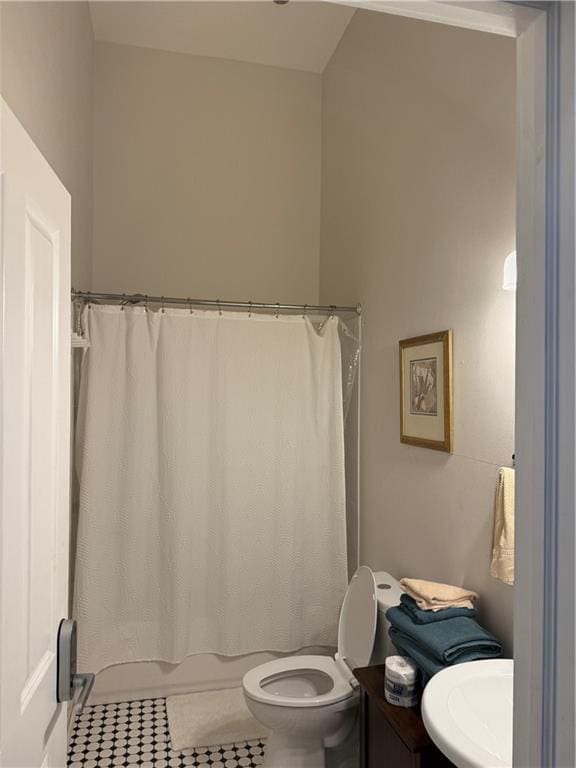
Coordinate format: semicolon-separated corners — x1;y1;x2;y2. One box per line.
490;467;515;585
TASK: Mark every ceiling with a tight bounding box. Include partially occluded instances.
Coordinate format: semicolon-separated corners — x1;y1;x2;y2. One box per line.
89;2;356;74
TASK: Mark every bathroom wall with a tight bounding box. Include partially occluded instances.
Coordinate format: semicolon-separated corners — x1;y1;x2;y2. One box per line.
320;11;516;651
0;1;94;287
92;41;321;304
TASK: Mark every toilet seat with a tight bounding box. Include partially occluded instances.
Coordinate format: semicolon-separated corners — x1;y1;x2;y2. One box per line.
243;567;378;710
242;655;356;708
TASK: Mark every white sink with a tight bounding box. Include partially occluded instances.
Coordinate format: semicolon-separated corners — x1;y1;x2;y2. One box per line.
421;659;513;768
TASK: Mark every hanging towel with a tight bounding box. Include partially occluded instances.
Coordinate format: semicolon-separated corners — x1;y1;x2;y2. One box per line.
400;578;478;612
490;467;515;585
387;607;502;684
399;594;476;624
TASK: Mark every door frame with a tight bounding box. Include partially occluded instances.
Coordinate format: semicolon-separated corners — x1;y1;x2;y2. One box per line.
326;1;574;765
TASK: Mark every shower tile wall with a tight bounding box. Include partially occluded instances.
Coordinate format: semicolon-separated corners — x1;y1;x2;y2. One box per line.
68;698;266;767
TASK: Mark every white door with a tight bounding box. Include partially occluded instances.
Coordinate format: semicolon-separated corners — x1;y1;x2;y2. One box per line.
0;101;71;767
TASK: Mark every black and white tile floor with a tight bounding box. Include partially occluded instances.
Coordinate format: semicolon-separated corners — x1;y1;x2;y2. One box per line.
68;697;266;768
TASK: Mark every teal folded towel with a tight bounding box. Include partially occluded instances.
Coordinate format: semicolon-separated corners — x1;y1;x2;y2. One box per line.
388;629;444;683
386;607;502;665
399;593;477;624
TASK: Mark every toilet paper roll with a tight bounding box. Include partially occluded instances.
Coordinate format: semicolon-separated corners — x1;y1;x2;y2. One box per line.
385;655;418;685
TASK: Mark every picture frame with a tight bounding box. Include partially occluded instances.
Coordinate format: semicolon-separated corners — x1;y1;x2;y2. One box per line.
399;330;453;453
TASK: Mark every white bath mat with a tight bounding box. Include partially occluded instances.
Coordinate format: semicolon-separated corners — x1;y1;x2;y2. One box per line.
166;687;270;751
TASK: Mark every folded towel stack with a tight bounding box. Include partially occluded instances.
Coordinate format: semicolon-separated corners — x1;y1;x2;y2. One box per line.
387;580;502;684
400;577;478;612
399;594;476;624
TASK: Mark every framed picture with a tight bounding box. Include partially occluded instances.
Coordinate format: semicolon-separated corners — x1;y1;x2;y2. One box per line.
399;330;453;453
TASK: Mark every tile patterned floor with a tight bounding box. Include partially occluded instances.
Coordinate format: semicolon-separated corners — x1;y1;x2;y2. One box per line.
68;697;266;767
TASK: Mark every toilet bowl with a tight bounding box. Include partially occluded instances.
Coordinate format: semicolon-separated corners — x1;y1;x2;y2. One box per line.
242;567;403;768
244;656;358;768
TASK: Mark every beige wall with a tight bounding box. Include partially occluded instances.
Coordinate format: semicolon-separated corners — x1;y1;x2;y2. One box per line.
320;12;516;651
92;42;321;304
0;1;93;288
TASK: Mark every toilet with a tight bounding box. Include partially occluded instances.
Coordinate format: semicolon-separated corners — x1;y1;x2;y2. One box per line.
242;567;403;768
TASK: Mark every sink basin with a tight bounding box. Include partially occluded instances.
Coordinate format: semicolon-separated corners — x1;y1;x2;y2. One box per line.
421;659;513;768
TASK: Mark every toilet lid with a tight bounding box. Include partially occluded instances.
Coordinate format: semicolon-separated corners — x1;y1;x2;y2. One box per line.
337;566;377;670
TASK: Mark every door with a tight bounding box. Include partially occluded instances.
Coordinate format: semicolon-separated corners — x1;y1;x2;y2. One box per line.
0;100;71;767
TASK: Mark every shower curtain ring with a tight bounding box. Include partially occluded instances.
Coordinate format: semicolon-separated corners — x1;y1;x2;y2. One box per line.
144;295;149;312
188;297;193;314
249;301;252;318
275;302;280;319
303;304;308;319
217;299;222;317
330;305;336;318
161;296;166;313
121;293;126;311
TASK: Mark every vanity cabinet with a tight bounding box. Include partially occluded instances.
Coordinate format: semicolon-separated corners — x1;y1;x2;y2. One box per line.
353;665;455;768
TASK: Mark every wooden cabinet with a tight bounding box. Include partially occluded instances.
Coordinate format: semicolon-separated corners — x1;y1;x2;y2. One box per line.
354;665;455;768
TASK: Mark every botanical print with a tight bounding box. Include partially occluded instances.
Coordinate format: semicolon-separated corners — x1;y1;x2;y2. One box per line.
410;357;437;415
400;330;452;452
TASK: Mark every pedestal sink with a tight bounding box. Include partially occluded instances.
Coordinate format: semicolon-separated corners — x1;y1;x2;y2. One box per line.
421;659;513;768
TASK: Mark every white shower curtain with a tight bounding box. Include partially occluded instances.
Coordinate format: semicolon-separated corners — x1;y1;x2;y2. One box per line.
74;305;348;673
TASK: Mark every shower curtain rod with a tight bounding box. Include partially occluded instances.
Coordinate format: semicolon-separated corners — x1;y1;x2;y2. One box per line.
71;290;362;316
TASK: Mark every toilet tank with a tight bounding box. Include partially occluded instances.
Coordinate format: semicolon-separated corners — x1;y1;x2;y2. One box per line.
370;571;404;665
